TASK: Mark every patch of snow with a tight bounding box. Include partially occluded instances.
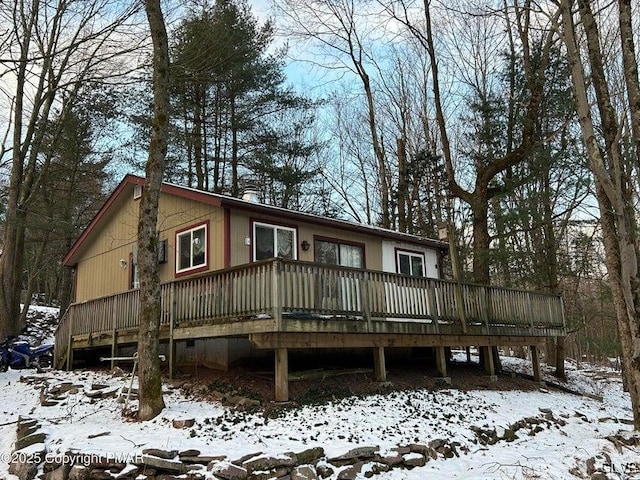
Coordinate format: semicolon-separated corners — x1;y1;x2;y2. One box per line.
0;310;638;479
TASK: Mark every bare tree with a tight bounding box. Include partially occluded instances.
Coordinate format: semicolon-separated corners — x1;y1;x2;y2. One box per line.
394;0;558;284
273;0;393;227
136;0;171;420
0;0;142;339
558;0;640;428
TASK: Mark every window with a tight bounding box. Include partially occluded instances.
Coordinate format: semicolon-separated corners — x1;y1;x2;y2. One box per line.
397;250;425;277
253;222;296;260
315;238;364;268
176;223;207;274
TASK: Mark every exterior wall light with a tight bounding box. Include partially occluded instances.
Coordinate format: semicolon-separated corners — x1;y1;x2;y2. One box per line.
301;240;310;251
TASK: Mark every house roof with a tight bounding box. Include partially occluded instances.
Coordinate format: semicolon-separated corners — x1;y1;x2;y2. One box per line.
63;174;449;266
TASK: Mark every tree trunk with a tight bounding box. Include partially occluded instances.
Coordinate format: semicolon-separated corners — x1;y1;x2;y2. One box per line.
194;88;205;190
560;0;640;428
618;0;640;167
471;199;491;285
137;0;170;421
555;336;566;379
397;137;408;233
0;11;33;339
230;95;239;197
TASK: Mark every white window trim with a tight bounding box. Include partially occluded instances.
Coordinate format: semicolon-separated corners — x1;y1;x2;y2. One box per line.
253;222;297;261
397;250;425;277
176;223;208;274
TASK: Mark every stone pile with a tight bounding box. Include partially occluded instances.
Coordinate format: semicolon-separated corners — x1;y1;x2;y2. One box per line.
470;407;568;446
8;417;467;480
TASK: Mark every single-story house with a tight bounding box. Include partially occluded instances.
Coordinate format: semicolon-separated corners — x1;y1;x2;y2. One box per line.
56;175;566;400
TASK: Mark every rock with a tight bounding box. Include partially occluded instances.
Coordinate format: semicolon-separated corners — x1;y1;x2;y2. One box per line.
363;462;389;478
236;397;261;409
68;465;91;480
180;454;226;464
114;464;140;479
403;452;426;468
43;457;63;473
85;389;108;399
208;461;248;480
427;439;446;450
315;463;334;479
43;464;71;480
503;428;518;442
337;461;365;480
249;466;291;479
373;452;403;467
141;454;186;473
291;465;318;480
17;424;40;439
183;473;207;480
142;448;179;459
9;455;39;480
242;453;297;473
231;452;263;466
172;418;196;429
50;382;81;395
9;462;37;480
442;444;456;459
328;447;378;466
179;449;201;458
14;434;47;454
83;454;126;470
408;444;430;455
295;447;324;465
16;418;39;438
88;470;113;479
427;448;438;460
391;446;410;455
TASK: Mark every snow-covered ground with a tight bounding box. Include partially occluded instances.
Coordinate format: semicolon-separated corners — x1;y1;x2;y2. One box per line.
1;307;639;479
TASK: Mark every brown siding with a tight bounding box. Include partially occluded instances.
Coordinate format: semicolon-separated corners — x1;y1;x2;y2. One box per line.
74;195;139;301
228;209;383;269
74;185;224;302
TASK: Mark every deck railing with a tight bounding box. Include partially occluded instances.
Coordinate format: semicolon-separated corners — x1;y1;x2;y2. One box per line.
54;259;565;365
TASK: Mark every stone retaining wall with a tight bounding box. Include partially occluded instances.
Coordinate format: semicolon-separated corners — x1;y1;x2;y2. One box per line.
8;416;465;480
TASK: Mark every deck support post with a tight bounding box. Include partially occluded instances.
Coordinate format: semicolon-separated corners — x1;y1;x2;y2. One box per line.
65;312;75;371
555;336;566;379
531;345;542;383
65;342;74;371
435;346;451;384
482;346;497;381
169;283;176;380
275;348;289;402
110;307;118;370
373;346;386;382
466;346;472;363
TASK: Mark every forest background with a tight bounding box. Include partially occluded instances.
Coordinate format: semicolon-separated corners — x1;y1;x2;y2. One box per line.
0;0;633;373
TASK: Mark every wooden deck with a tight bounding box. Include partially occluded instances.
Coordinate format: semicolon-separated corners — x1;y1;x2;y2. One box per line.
55;259;566;399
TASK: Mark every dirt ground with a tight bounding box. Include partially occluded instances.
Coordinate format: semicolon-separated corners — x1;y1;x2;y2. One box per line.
169;349;540;407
